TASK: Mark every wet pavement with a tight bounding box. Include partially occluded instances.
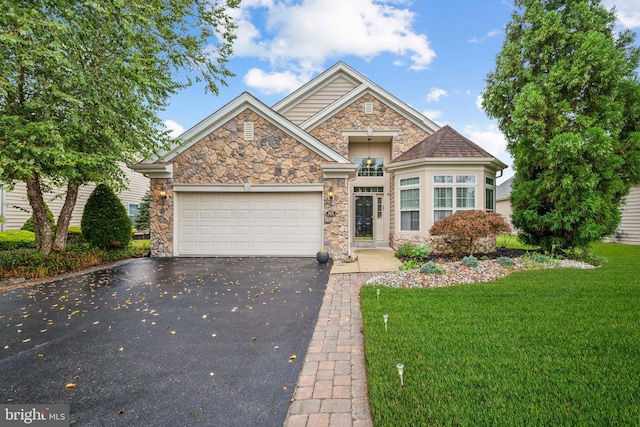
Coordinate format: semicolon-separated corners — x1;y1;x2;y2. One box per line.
0;257;330;426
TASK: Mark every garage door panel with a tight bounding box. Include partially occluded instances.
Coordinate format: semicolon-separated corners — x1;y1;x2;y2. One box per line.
177;192;322;256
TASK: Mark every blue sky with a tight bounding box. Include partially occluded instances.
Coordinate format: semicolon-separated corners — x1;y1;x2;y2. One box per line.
160;0;640;183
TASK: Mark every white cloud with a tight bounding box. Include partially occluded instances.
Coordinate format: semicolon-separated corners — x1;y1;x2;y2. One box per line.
476;94;484;111
164;120;184;138
426;87;448;103
243;68;311;95
469;29;502;43
422;109;443;120
463;124;513;173
603;0;640;29
232;0;436;94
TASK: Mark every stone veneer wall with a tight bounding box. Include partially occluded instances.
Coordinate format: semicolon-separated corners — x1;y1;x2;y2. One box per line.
149;108;349;257
150;178;173;257
309;93;431;158
391;234;497;255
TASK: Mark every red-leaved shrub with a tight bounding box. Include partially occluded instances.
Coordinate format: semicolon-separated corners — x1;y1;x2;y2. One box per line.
430;210;511;255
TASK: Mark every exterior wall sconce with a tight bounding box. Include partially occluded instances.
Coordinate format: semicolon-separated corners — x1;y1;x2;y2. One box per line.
159;190;168;200
328;191;334;203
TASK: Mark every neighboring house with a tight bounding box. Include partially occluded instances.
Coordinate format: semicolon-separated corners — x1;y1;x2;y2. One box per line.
495;176;640;245
496;176;514;231
0;167;149;231
133;62;507;258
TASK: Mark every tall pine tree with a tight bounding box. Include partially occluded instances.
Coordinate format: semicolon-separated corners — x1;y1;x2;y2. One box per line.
483;0;640;252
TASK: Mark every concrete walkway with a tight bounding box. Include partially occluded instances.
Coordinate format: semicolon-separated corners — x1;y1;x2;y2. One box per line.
283;249;400;427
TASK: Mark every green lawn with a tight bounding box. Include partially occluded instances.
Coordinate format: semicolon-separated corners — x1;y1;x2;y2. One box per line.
361;243;640;426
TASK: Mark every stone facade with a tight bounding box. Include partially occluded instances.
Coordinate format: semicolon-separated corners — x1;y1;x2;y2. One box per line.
391;234;498;255
309;94;429;158
149;108;352;258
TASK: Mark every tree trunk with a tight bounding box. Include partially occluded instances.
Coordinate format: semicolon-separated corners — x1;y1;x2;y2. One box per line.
26;173;53;254
53;181;80;251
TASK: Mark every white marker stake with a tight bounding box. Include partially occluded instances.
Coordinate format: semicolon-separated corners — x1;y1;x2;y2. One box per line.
397;363;404;386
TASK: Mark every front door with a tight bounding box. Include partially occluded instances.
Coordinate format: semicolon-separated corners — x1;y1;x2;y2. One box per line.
355;195;373;240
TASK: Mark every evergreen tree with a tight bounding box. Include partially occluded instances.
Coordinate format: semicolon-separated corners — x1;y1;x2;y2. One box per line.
81;184;132;250
135;190;151;230
483;0;640;252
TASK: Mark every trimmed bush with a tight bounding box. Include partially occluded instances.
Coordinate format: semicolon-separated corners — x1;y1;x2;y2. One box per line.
0;230;36;251
430;210;511;255
81;184;132;250
21;203;56;233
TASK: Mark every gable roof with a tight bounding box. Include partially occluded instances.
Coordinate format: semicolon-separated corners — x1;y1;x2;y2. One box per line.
138;92;350;167
387;125;508;171
273;62;440;133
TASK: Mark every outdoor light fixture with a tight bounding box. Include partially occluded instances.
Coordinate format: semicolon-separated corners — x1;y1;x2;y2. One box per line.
397;363;404;386
377;288;380;300
383;313;388;332
328;191;334;203
160;190;168;200
366;138;372;168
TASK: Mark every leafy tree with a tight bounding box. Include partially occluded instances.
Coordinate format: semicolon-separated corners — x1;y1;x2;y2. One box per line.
430;210;511;255
135;190;151;230
483;0;640;252
0;0;239;253
81;184;132;250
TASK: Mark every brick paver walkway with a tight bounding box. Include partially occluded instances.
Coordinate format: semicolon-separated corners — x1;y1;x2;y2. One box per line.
283;272;377;427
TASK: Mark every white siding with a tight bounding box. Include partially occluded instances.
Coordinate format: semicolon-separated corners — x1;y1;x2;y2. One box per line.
1;167;149;231
615;186;640;245
280;76;357;125
496;199;514;232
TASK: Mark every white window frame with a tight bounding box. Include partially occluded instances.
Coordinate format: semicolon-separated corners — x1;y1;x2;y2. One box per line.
432;174;477;222
400;177;420;231
485;176;495;212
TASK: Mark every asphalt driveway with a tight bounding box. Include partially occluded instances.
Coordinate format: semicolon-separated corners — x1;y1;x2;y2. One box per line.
0;257;330;426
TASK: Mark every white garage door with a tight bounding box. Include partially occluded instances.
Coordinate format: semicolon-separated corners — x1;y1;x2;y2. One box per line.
176;192;323;256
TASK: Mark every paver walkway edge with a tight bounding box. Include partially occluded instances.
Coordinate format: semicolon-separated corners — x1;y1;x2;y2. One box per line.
283;272;377;427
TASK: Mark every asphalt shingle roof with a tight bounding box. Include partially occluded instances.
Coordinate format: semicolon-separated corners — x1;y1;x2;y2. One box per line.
391;125;494;163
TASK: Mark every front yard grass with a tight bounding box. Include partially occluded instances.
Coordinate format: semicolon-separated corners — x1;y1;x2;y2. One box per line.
361;243;640;426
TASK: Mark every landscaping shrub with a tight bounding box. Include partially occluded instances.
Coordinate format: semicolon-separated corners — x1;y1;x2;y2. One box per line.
21;202;56;233
395;242;417;259
496;256;516;266
396;242;431;261
408;245;431;260
0;230;36;250
430;210;511;255
66;226;85;245
420;260;445;275
81;184;132;250
399;259;422;271
462;255;479;268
